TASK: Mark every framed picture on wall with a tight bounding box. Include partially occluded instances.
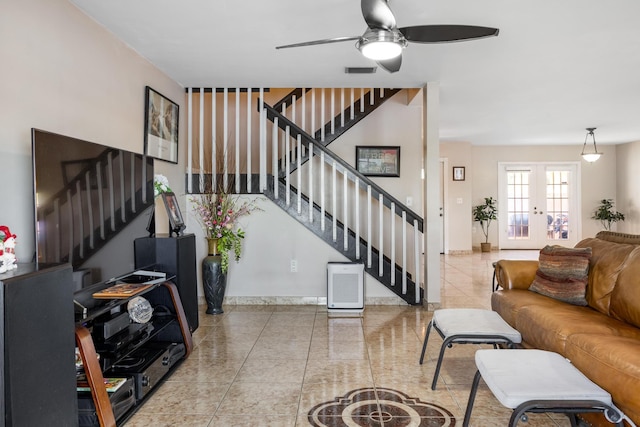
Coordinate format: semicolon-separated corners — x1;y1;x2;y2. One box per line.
453;166;465;181
144;86;179;164
355;146;401;177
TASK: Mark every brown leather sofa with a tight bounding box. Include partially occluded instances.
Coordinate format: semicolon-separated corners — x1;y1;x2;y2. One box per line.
492;231;640;426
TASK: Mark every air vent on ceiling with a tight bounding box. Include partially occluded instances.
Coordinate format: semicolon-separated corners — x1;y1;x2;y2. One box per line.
345;67;377;74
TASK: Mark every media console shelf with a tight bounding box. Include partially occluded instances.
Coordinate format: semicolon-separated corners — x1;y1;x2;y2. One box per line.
75;278;193;427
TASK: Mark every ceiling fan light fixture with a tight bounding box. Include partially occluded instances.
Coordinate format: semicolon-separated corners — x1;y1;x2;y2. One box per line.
357;30;406;60
581;127;602;163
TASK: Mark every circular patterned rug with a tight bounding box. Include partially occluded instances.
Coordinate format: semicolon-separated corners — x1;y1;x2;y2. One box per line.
307;387;456;426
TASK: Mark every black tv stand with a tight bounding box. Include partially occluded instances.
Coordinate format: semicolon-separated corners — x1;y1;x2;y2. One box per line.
75;277;193;427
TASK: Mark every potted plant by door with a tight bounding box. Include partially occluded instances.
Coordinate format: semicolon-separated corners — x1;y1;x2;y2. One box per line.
472;197;498;252
592;199;625;230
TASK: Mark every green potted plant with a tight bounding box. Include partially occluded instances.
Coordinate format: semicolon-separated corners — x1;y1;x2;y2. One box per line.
473;197;498;252
592;199;625;230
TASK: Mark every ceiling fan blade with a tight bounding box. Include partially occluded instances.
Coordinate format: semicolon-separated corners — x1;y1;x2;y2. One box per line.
276;36;360;50
377;55;402;73
361;0;396;30
399;25;499;43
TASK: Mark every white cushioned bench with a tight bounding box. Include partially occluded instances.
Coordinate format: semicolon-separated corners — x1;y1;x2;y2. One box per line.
463;349;626;427
419;308;521;390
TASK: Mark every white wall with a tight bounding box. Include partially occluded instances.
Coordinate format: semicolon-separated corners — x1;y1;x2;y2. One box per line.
329;90;424;216
0;0;185;262
186;196;400;301
616;140;640;233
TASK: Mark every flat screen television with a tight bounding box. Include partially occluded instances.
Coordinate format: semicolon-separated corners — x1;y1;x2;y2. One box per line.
31;129;154;289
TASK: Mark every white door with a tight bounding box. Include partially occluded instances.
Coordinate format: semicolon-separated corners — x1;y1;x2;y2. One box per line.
498;162;580;249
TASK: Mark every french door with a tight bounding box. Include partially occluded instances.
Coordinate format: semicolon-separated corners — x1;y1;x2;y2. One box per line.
498;163;581;249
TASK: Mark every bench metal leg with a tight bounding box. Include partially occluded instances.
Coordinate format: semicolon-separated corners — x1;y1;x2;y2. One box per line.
508;400;624;427
419;319;433;365
431;334;454;390
463;370;482;427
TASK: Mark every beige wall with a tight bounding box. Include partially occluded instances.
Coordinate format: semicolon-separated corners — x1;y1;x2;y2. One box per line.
440;142;473;252
1;0;185;262
440;142;622;251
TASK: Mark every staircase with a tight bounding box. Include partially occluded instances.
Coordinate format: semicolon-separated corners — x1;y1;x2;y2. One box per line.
185;87;424;305
273;88;401;148
261;96;423;305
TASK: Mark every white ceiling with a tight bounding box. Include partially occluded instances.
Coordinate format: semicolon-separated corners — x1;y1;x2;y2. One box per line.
70;0;640;147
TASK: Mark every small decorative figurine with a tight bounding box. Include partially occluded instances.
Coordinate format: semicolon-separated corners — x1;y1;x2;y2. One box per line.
0;226;17;272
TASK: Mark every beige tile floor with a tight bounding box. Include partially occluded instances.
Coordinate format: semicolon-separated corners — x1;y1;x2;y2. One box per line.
124;250;573;426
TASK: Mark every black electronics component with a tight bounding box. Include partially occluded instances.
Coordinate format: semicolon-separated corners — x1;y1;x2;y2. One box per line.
105;343;185;400
93;312;130;341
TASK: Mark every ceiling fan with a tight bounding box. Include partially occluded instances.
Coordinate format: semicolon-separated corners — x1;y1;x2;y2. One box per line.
275;0;499;73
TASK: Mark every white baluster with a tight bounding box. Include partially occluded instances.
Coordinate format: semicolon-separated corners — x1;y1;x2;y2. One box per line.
331;88;335;135
302;89;307;133
321;89;325;142
390;202;395;286
379;193;383;276
272;117;278;199
414;220;421;304
297;134;302;214
247;88;252;192
402;210;407;294
212;88;217;191
308;143;313;223
285;125;290;206
259;87;266;191
367;185;372;268
292;95;297;168
332;162;337;242
343;170;348;251
311;89;316;139
199;88;205;193
223;88;228;190
341;88;345;127
187;88;193;193
236;89;240;193
355;177;360;259
320;151;325;231
350;88;355;120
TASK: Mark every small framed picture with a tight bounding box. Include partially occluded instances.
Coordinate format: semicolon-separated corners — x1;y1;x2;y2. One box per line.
144;86;179;164
453;166;465;181
355;146;401;177
161;192;185;235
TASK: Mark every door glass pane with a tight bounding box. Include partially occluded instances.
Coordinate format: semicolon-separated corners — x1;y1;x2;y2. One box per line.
507;171;530;240
546;170;570;240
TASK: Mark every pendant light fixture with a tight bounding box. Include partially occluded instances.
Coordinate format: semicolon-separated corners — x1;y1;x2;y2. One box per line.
581;127;602;163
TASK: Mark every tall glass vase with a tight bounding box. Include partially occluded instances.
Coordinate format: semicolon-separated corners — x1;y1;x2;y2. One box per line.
202;238;227;314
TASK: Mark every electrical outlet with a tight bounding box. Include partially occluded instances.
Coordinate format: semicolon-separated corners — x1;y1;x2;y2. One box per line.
290;259;298;273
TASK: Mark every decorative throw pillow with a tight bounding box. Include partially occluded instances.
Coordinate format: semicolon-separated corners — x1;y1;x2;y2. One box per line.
529;245;591;306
